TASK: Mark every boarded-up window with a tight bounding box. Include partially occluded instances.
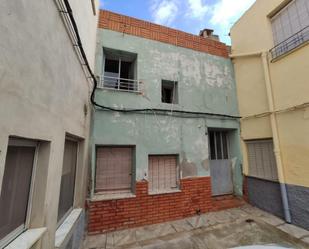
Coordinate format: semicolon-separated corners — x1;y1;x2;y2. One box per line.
246;139;278;181
0;138;36;245
57;139;78;223
95;147;133;193
148;155;178;193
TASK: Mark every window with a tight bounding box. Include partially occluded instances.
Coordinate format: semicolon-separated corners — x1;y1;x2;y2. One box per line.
0;138;37;246
91;0;96;15
102;48;138;92
161;80;178;104
246;139;278;181
209;131;229;160
148;155;179;194
95;146;133;194
57;139;78;223
270;0;309;58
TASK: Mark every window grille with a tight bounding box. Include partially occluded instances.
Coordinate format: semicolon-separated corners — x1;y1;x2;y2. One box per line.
209;131;229;160
270;0;309;58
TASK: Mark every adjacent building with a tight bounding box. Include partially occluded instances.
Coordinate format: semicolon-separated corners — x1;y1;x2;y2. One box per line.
88;10;243;234
0;0;98;248
231;0;309;229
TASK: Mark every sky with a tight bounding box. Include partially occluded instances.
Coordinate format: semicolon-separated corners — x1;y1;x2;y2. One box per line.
99;0;256;44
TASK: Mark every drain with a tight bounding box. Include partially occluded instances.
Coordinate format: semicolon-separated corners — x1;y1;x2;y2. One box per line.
245;218;255;223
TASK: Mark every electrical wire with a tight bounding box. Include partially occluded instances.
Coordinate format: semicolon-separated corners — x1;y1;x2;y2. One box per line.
59;0;241;120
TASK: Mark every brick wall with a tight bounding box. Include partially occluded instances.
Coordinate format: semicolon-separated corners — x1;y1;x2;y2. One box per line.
99;10;229;58
87;177;244;234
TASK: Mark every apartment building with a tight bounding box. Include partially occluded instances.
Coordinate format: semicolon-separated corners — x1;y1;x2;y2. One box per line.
87;10;243;234
231;0;309;230
0;0;98;248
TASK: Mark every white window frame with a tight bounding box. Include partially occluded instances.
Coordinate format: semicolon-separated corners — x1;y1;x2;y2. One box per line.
0;138;38;248
100;48;140;93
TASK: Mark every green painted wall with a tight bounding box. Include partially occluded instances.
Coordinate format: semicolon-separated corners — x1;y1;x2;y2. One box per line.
91;29;243;196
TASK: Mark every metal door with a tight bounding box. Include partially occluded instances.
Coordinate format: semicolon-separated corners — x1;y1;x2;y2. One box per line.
209;130;233;196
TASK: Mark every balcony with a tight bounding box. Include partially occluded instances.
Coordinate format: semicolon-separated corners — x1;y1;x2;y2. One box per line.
270;25;309;60
98;75;141;93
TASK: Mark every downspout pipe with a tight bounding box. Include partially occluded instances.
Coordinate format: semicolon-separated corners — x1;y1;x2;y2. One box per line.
261;52;291;223
230;51;291;223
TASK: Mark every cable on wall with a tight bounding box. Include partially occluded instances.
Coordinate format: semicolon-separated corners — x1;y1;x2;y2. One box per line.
57;0;241;120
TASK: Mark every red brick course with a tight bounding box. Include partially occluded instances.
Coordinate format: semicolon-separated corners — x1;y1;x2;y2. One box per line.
98;10;229;58
87;177;244;234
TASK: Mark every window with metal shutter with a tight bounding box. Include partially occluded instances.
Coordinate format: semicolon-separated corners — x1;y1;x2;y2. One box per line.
95;147;133;193
148;155;178;194
246;139;278;181
271;0;309;46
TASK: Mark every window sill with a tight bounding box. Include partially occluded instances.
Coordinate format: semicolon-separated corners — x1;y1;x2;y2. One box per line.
91;192;136;201
149;189;181;195
55;208;82;248
5;228;47;249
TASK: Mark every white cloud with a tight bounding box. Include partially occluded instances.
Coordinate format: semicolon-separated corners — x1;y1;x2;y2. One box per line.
186;0;209;19
150;0;179;25
210;0;255;28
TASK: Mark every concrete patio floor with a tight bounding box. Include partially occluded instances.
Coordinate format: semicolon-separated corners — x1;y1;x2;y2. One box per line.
83;204;309;249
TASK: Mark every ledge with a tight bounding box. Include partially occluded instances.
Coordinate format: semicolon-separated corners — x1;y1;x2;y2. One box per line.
90;192;136;202
55;208;82;248
149;189;181;195
5;228;47;249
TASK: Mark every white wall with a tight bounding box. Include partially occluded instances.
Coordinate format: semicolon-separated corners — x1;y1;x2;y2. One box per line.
0;0;98;248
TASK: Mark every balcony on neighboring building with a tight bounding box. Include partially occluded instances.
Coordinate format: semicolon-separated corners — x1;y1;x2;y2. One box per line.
270;25;309;59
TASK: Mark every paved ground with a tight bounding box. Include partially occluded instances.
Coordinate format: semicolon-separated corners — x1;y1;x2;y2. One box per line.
84;204;309;249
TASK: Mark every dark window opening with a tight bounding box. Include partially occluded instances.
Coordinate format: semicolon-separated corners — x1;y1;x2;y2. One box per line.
161;80;178;104
103;48;137;91
209;130;229;160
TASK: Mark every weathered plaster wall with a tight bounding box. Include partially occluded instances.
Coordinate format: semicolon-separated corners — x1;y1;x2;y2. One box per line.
91;29;242;196
0;0;98;248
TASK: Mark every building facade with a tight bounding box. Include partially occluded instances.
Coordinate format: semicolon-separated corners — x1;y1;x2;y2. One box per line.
0;0;98;248
231;0;309;230
88;10;243;234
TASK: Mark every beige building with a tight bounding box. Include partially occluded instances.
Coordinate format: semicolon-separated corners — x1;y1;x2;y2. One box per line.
0;0;98;248
230;0;309;229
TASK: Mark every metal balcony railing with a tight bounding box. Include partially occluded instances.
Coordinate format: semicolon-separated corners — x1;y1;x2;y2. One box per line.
98;76;141;93
270;25;309;60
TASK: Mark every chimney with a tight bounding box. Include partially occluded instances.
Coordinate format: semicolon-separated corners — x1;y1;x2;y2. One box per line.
199;28;220;41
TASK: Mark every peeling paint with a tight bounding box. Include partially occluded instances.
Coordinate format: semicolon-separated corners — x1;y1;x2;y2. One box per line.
180;157;198;178
91;29;242;195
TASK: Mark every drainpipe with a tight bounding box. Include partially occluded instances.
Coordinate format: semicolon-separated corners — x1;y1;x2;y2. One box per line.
230;51;291;223
261;52;291;223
